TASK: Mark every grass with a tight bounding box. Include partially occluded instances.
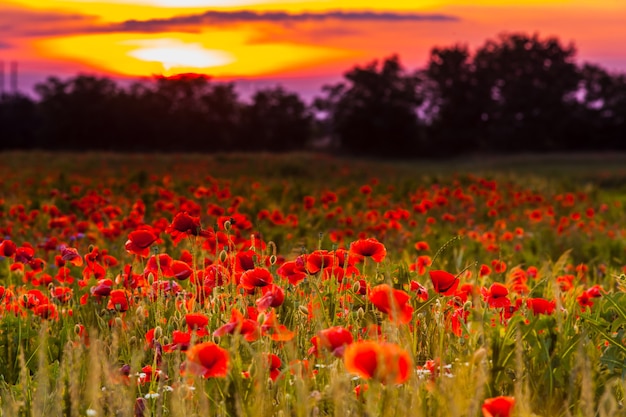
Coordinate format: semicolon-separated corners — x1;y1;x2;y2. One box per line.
0;151;625;416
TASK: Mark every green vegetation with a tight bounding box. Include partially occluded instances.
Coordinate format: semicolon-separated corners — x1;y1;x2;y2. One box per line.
0;152;625;416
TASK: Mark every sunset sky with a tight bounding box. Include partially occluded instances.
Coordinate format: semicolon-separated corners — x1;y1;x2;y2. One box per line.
2;0;626;100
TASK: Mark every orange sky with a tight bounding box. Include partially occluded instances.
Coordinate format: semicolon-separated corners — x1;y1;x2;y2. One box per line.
2;0;626;99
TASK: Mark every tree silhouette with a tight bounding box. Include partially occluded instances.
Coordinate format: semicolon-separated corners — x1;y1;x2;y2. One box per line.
238;86;312;152
473;33;580;151
567;64;626;149
35;75;121;150
0;93;38;149
425;45;490;154
316;55;425;157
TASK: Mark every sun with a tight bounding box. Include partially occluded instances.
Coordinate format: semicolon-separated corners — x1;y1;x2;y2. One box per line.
125;39;234;71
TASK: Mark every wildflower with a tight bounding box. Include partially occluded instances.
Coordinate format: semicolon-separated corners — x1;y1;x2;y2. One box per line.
240;268;273;291
576;285;603;311
344;341;412;384
305;250;335;274
256;284;285;311
166;212;210;244
276;259;307;286
0;240;17;257
60;246;83;266
349;238;386;263
260;309;294;341
163;330;191;352
170;260;193;281
482;396;515;417
90;278;113;297
308;326;353;357
429;270;460;296
125;230;158;257
410;280;429;302
481;283;511;308
265;353;282;381
213;309;260;342
107;289;130;312
526;298;556;316
185;313;209;332
369;284;414;324
185;342;229;378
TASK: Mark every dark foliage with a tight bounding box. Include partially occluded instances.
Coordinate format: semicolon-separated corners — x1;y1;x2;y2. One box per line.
1;32;625;156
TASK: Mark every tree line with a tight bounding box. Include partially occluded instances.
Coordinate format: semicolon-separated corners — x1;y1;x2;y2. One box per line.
1;32;625;157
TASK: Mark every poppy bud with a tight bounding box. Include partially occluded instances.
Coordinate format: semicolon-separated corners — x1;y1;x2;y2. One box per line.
219;250;228;263
298;305;309;315
224;220;232;232
153;326;163;340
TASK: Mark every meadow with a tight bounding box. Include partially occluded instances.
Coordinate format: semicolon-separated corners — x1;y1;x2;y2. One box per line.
0;151;625;417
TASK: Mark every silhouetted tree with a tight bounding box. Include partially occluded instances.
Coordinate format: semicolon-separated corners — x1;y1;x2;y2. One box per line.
473;33;580;151
569;64;626;149
0;93;38;149
425;45;490;154
238;87;312;152
201;83;242;151
315;55;425;157
35;75;121;150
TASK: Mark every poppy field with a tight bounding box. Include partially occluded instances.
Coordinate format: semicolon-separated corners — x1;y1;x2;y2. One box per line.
0;152;625;417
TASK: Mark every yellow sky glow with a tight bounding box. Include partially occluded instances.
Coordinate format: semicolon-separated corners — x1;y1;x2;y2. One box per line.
4;0;626;89
35;30;354;78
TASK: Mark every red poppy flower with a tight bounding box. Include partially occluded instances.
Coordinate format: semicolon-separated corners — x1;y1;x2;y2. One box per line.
265;353;282;381
276;259;307;286
125;230;158;257
0;240;17;258
308;326;353;357
185;342;229;378
481;283;511;308
429;270;460;296
166;212;211;244
260;310;295;341
349;238;386;263
410;280;429;302
240;268;273;291
256;284;285;312
163;330;191;352
305;250;336;274
60;246;83;266
107;289;130;312
410;255;432;275
482;396;515;417
90;278;113;297
51;286;73;304
34;303;57;319
369;284;414;324
213;309;260;342
186;313;209;330
576;285;603;311
344;341;412;384
144;254;173;278
526;298;556;316
170;260;193;281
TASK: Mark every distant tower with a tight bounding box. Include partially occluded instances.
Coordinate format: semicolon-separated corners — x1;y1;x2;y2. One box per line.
10;61;18;93
0;60;4;96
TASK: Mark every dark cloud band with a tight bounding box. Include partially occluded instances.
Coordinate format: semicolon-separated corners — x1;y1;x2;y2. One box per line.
110;10;459;33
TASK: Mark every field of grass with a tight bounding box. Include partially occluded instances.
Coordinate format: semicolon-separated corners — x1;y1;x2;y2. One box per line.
0;151;625;417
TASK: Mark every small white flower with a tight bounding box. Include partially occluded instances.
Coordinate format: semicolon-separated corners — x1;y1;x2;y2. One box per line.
145;392;160;399
86;409;97;417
